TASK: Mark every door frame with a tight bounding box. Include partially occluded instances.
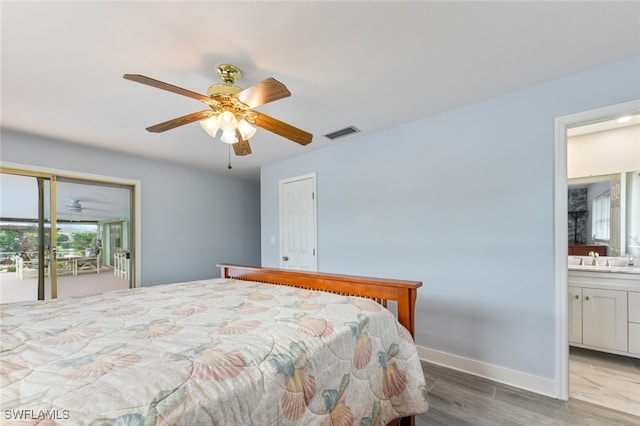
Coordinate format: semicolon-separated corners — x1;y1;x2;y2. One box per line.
278;172;318;271
1;161;142;289
553;99;640;400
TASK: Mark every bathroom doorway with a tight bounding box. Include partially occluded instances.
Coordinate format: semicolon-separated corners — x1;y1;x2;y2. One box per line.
555;99;640;415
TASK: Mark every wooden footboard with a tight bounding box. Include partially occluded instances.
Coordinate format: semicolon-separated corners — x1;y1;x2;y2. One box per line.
218;263;422;338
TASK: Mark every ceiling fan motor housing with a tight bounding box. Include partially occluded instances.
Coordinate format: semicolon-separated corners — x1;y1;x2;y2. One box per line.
207;83;242;98
206;83;255;122
66;199;82;212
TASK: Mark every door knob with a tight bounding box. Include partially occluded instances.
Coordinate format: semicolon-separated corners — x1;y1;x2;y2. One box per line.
282;256;289;261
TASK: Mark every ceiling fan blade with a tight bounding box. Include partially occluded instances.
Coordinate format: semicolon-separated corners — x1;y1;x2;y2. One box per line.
123;74;214;105
253;113;312;145
235;78;291;108
146;110;213;133
232;138;252;156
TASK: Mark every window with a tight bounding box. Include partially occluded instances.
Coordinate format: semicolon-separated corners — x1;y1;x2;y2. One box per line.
592;191;610;241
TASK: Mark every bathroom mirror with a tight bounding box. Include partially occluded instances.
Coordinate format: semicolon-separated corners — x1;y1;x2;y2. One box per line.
568;170;640;257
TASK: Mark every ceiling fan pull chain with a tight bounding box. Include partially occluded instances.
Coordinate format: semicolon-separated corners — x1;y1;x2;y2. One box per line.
227;144;232;169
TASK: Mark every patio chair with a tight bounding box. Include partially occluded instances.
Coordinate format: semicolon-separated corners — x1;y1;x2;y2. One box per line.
76;250;101;274
16;252;48;279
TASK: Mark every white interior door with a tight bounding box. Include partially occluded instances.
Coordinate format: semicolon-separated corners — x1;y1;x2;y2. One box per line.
279;173;317;271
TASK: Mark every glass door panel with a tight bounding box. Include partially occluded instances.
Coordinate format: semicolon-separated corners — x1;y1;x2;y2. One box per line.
0;173;51;303
54;178;132;297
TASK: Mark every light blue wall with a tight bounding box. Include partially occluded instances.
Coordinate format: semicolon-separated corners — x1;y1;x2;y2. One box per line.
1;130;261;285
261;55;640;380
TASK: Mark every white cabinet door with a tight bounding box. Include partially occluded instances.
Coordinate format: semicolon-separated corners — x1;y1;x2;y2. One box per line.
582;288;627;351
630;323;640;355
630;292;640;355
629;292;640;323
568;286;583;344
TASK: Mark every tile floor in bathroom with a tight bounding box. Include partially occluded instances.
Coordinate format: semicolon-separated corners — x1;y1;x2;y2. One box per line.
570;346;640;417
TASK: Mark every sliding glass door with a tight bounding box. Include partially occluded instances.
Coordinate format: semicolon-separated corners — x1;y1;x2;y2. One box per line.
0;168;135;303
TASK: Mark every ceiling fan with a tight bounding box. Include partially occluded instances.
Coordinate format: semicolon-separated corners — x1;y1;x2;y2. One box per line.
66;199;85;212
64;200;109;213
123;64;313;157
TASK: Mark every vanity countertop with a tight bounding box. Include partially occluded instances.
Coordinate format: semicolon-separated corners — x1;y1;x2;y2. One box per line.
569;268;639;292
569;265;640;274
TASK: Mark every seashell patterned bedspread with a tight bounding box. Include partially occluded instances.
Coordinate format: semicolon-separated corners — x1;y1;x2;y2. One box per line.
1;278;428;425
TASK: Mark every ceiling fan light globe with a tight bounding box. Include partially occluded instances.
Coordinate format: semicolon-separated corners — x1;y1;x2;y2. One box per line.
199;116;219;138
218;111;237;132
221;129;238;144
237;119;257;140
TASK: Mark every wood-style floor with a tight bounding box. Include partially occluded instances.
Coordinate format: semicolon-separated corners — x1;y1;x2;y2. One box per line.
570;347;640;416
417;361;640;425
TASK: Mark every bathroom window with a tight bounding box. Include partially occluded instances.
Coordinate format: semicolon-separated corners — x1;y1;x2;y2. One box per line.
592;191;610;241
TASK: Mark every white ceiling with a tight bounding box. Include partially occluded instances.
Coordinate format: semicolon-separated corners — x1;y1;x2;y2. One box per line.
2;1;640;181
567;114;640;137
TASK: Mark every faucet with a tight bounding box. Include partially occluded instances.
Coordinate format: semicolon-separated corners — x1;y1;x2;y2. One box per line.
589;251;599;266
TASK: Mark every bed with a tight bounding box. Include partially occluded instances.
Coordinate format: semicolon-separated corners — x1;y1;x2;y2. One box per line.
1;264;428;425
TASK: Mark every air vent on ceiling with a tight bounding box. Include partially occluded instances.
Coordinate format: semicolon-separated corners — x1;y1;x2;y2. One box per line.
324;126;360;140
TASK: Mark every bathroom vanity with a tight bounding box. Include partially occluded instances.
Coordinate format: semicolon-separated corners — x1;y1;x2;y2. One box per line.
568;257;640;358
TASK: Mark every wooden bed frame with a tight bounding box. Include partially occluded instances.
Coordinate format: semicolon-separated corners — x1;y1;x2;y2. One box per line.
218;264;423;426
218;264;422;336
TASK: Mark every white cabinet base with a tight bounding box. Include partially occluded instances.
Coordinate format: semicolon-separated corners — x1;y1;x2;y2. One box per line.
568;271;640;359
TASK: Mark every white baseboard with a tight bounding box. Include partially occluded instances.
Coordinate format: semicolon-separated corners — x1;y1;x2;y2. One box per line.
417;345;559;399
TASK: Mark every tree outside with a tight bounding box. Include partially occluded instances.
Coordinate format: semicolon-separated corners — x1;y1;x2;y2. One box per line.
0;230;19;253
0;229;97;256
70;232;97;252
0;231;39;254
